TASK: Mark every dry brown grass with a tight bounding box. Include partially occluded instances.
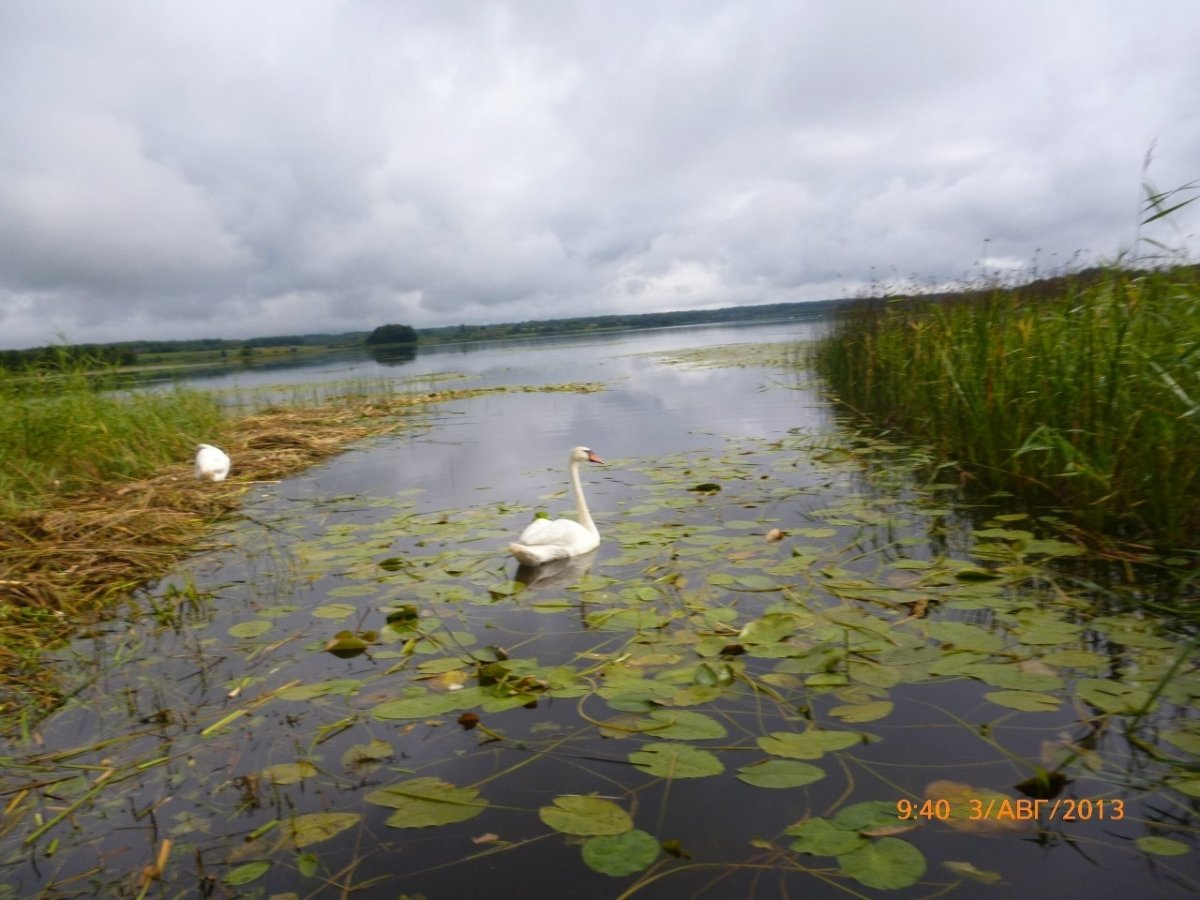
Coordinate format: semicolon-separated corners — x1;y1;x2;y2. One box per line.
0;384;601;723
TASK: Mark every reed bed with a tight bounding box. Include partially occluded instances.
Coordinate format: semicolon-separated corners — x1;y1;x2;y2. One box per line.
811;265;1200;548
0;366;223;515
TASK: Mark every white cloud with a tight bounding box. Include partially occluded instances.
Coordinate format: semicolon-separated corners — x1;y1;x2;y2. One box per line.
1;0;1198;347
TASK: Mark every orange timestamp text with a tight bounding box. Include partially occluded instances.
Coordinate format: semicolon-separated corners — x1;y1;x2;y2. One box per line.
896;797;1125;822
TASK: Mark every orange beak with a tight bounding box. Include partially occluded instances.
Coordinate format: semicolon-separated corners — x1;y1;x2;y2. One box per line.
587;451;606;465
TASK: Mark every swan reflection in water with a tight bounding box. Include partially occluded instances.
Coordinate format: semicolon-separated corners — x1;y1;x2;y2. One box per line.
513;548;597;590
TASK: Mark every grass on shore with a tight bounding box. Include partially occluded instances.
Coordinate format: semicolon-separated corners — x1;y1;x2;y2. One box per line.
0;371;602;726
811;264;1200;548
0;365;224;516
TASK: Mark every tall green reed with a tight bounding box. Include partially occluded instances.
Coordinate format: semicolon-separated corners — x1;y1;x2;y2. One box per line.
0;355;223;513
811;264;1200;547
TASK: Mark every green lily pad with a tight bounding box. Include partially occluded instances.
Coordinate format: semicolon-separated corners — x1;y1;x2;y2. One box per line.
737;759;826;788
629;743;725;778
1161;730;1200;755
262;761;317;785
312;603;358;619
838;837;927;889
829;700;893;723
1135;835;1189;856
371;687;482;720
228;620;272;639
787;818;867;856
539;795;633;836
223;860;270;885
341;739;394;768
365;777;487;828
757;730;860;759
282;812;361;848
638;709;728;740
833;801;904;832
984;690;1061;712
278;679;362;701
582;829;660;875
1076;679;1152;715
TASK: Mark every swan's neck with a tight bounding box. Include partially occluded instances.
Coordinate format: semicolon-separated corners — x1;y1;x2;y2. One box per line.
570;459;597;535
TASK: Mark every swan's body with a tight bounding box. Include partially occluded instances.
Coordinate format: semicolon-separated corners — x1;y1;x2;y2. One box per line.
194;443;231;482
509;447;604;566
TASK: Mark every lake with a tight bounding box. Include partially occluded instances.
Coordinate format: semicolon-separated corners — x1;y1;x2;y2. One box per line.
1;321;1197;898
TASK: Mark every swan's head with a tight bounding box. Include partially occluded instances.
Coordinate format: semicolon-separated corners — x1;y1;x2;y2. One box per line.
571;446;606;466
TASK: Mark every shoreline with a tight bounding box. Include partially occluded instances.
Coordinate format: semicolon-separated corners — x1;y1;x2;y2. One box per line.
0;381;601;728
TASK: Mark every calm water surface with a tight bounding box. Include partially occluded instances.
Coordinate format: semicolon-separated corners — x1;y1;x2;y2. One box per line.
2;322;1196;899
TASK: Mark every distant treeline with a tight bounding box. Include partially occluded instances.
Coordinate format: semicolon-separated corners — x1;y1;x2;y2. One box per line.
417;299;849;344
0;300;847;369
0;343;138;371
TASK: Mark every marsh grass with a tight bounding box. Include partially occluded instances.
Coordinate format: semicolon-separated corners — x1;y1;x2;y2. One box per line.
811;264;1200;547
0;361;223;515
0;376;602;727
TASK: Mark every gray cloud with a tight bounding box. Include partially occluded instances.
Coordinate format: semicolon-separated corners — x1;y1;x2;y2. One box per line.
2;0;1198;348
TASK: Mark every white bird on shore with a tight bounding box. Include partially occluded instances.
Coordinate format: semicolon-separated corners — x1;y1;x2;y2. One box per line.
509;447;605;566
194;443;231;482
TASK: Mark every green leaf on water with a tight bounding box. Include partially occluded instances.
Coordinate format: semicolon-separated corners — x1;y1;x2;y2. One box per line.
228;620;272;639
539;795;633;836
365;778;487;828
341;739;394;768
838;837;927;889
278;679;362;701
787;818;866;856
757;730;860;759
223;860;270;885
582;829;660;876
1135;835;1190;856
740;613;803;643
370;687;482;720
1169;778;1200;798
984;690;1061;712
312;603;358;619
1076;679;1152;715
1162;730;1200;756
262;761;317;785
733;574;780;592
737;759;826;788
639;709;728;740
795;526;837;538
833;800;905;832
829;700;893;723
629;743;725;778
953;567;1002;581
297;852;319;877
282;812;362;848
926;621;1006;653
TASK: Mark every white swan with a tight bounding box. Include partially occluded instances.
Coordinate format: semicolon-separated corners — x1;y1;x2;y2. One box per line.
509;447;605;565
194;443;231;482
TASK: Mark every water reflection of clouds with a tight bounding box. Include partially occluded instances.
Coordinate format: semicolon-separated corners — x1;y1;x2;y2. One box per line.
296;323;829;517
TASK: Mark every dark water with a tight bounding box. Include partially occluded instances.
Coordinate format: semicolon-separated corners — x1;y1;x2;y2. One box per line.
1;322;1196;899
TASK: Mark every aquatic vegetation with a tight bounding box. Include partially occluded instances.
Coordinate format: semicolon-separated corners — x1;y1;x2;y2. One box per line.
810;264;1200;547
0;382;604;724
1;425;1195;897
0;360;222;512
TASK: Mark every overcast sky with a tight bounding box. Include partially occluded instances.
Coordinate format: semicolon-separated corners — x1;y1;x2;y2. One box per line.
1;1;1198;349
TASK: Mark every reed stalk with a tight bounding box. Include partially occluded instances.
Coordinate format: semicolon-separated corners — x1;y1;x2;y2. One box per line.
810;264;1200;547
